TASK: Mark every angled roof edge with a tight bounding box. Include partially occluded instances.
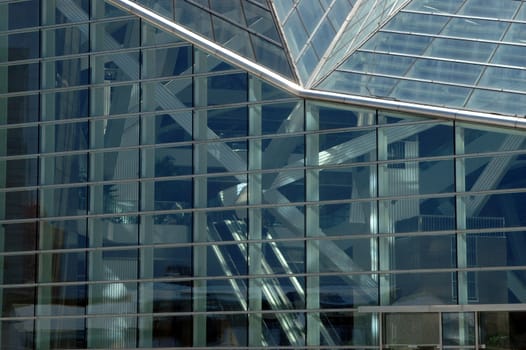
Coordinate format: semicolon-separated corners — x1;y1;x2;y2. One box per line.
107;0;526;131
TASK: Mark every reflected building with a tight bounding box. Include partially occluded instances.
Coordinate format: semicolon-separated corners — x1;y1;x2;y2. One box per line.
2;0;526;348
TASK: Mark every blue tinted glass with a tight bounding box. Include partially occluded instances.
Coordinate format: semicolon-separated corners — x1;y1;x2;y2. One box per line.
136;0;173;18
466;231;526;267
0;158;38;188
467;90;526;116
0;126;38;156
468;270;526;304
1;31;39;62
4;63;39;93
258;102;303;135
463;192;526;229
41;122;89;152
142;46;192;79
42;25;89;57
442;18;508;41
465;154;526;191
315;201;375;235
320;71;398;97
40;186;88;217
342;51;415;76
428;38;496;62
319;275;378;307
492;44;526;67
142;179;192;211
43;57;90;88
40;219;88;249
39;252;86;282
207;107;248;138
407;59;483;85
41;154;88;185
2;94;39;124
383;235;456;269
391;80;470;108
42;89;89;120
385;12;449;34
207;73;248;105
0;222;37;252
0;190;37;220
386;272;456;305
207;244;247;276
459;0;519;19
362;32;433;55
405;0;464;14
2;287;35;316
2;0;39;29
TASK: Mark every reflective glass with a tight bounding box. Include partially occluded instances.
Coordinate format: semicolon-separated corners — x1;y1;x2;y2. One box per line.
260;311;304;346
141;145;192;177
317;238;374;272
90;117;139;148
468;270;526;304
39;186;87;217
0;31;39;62
1;320;34;348
90;19;140;51
467;90;526;116
41;89;89;120
141;79;192;111
283;11;308;57
464;154;526;191
253;102;303;136
310;129;377;166
379;159;455;196
39;219;88;249
0;157;38;187
141;21;182;46
142;46;192;79
318;274;378;308
2;62;39;93
206;313;247;346
319;71;398;97
385;12;448;34
196;141;247;174
427;38;496;62
1;253;36;284
92;52;139;83
384;313;440;345
458;0;520;19
479;66;526;92
460;123;526;155
41;25;89;57
314;201;376;236
307;102;376;130
406;59;483;85
141;113;192;145
41;153;88;185
44;0;89;24
0;189;37;220
38;252;87;282
90;150;138;181
442;312;475;346
362;32;433;55
91;1;130;19
139;315;193;347
141;179;192;211
204;279;247;312
204;175;247;207
260;205;305;239
212;15;254;59
2;286;35;316
391;80;470;107
342;51;415;76
493;44;526;67
135;0;173;18
36;318;86;349
465;231;526;268
479;311;526;347
89;183;138;215
261;135;304;169
319;312;378;346
173;0;213;38
89;216;138;247
150;246;192;279
317;165;375;200
207;243;247;276
442;17;508;41
380;196;456;233
0;0;39;30
86;316;137;348
249;77;294;102
90;84;140;116
405;0;464;14
205;107;248;139
1;93;39;124
461;192;526;229
385;272;456;305
206;73;248;106
0;222;37;252
260;240;304;274
140;213;192;244
40;121;88;153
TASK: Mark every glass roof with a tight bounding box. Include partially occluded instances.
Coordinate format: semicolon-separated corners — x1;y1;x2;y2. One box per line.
132;0;296;80
272;0;355;84
315;0;526;117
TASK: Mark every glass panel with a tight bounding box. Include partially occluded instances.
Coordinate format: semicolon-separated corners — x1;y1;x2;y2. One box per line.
0;0;39;30
319;71;398;97
469;270;526;304
385;272;456;305
90;116;139;148
390;80;470;107
459;0;520;19
207;73;248;106
142;46;192;79
38;252;86;282
381;234;456;270
342;51;415;77
315;201;376;236
89;217;138;247
90;19;140;51
427;38;496;62
319;312;378;346
362;32;433;55
478;66;526;92
89;183;138;215
479;311;526;349
198;141;247;174
146;280;192;313
0;222;37;252
141;79;192;111
379;159;454;196
407;59;483;85
40;186;87;217
1;287;35;316
206;314;247;346
467;90;526;116
260;206;305;239
253;102;303;136
40;219;87;249
0;31;39;62
1;93;39;124
466;231;526;267
384;12;448;34
141;113;192;145
0;158;38;187
205;279;247;312
41;25;89;57
90;84;140;116
380;122;454;159
202;107;248;139
141;21;182;46
141;179;192;211
319;274;378;308
140;316;193;347
141;146;192;177
36;318;86;349
460;123;526;155
207;244;247;276
317;165;375;200
442;312;475;346
3;63;39;93
1;320;34;349
380;197;456;233
384;313;439;346
90;150;138;181
462;192;526;229
41;154;88;185
2;254;36;284
405;0;463;13
41;89;89;120
259;240;304;274
140;213;192;244
87;316;136;348
0;126;38;156
45;0;89;24
40;121;89;153
135;0;173;17
465;154;526;191
317;238;374;272
0;190;37;220
310;129;377;166
261;135;304;169
92;52;140;83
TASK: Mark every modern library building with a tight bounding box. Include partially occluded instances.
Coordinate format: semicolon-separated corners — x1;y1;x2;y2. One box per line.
2;0;526;348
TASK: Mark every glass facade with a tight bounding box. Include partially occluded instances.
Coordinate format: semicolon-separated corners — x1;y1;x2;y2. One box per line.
2;0;526;349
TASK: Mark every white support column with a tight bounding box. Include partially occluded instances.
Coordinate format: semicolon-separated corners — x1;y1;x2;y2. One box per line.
305;102;320;347
192;49;208;347
248;76;263;346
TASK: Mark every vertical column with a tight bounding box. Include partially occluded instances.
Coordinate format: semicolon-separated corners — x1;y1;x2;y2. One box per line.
377;126;392;305
305;102;320;347
248;76;263;346
193;49;207;347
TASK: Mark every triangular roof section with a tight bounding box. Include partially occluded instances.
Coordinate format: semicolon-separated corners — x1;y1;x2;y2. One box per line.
270;0;356;85
308;0;410;87
129;0;297;81
314;0;526;117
